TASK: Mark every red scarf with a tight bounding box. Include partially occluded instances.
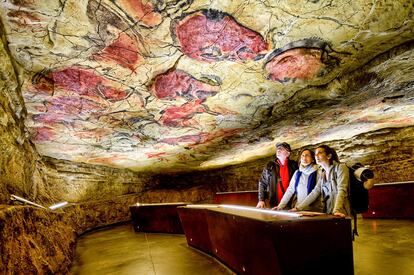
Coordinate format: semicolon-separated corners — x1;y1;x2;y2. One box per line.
277;159;290;202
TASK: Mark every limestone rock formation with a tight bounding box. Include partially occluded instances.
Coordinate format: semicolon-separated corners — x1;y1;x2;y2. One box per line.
0;0;412;172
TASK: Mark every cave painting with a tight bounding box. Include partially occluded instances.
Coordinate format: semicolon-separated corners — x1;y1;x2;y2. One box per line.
110;0;162;28
264;39;340;83
34;67;129;103
20;6;345;162
160;128;242;146
174;9;268;62
87;0;162;29
160;100;212;127
150;69;219;101
150;69;237;128
29;67;127;142
2;0;412;171
91;32;141;71
46;96;107;117
33;127;55;142
6;10;42;27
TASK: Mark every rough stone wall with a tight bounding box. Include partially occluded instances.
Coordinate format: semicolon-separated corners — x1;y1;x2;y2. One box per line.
329;127;414;183
0;21;74;274
156;126;414;194
0;206;76;274
41;157;157;202
0;21;42;204
65;186;212;235
1;134;411;273
1;186;212;274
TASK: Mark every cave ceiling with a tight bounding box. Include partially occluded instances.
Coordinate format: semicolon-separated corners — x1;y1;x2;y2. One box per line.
1;0;413;172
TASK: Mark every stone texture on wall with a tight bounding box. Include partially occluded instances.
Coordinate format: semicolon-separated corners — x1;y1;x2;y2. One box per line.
338;127;414;183
66;185;213;234
0;185;213;274
0;206;76;275
155;126;414;194
41;157;158;202
0;21;43;204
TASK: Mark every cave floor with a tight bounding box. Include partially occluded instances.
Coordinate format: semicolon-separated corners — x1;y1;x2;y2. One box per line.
70;218;414;275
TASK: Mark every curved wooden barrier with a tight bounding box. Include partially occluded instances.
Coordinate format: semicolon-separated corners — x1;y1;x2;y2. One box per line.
178;205;354;275
129;202;190;233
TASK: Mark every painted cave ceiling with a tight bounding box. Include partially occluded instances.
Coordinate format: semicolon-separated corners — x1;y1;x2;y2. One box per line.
1;0;413;172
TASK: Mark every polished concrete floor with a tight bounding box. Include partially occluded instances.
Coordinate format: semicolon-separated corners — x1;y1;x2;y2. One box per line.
70;223;233;275
70;218;414;275
353;218;414;275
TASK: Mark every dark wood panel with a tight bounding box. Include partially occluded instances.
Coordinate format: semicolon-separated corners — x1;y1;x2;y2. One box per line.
177;206;213;254
206;209;281;275
129;203;189;233
362;182;414;218
178;205;354;275
213;191;258;207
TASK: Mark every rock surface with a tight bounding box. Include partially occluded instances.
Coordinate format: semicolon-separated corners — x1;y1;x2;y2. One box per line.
0;187;212;274
0;206;76;274
0;0;412;172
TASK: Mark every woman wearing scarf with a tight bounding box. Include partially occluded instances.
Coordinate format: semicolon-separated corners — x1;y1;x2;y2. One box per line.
293;145;351;217
273;148;322;212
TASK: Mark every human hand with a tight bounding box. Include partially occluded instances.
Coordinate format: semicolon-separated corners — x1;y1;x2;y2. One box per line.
256;201;266;208
289;207;298;212
271;205;281;211
333;212;346;217
364;178;375;190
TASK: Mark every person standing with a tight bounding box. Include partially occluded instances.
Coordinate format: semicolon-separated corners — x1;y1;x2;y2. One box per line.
294;145;351;217
273;148;322;212
256;142;298;208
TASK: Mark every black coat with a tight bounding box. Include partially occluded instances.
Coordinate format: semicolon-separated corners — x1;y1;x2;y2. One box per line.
258;159;298;208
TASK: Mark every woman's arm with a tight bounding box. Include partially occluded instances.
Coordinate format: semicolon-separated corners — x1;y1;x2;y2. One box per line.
295;175;322;211
333;163;350;215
